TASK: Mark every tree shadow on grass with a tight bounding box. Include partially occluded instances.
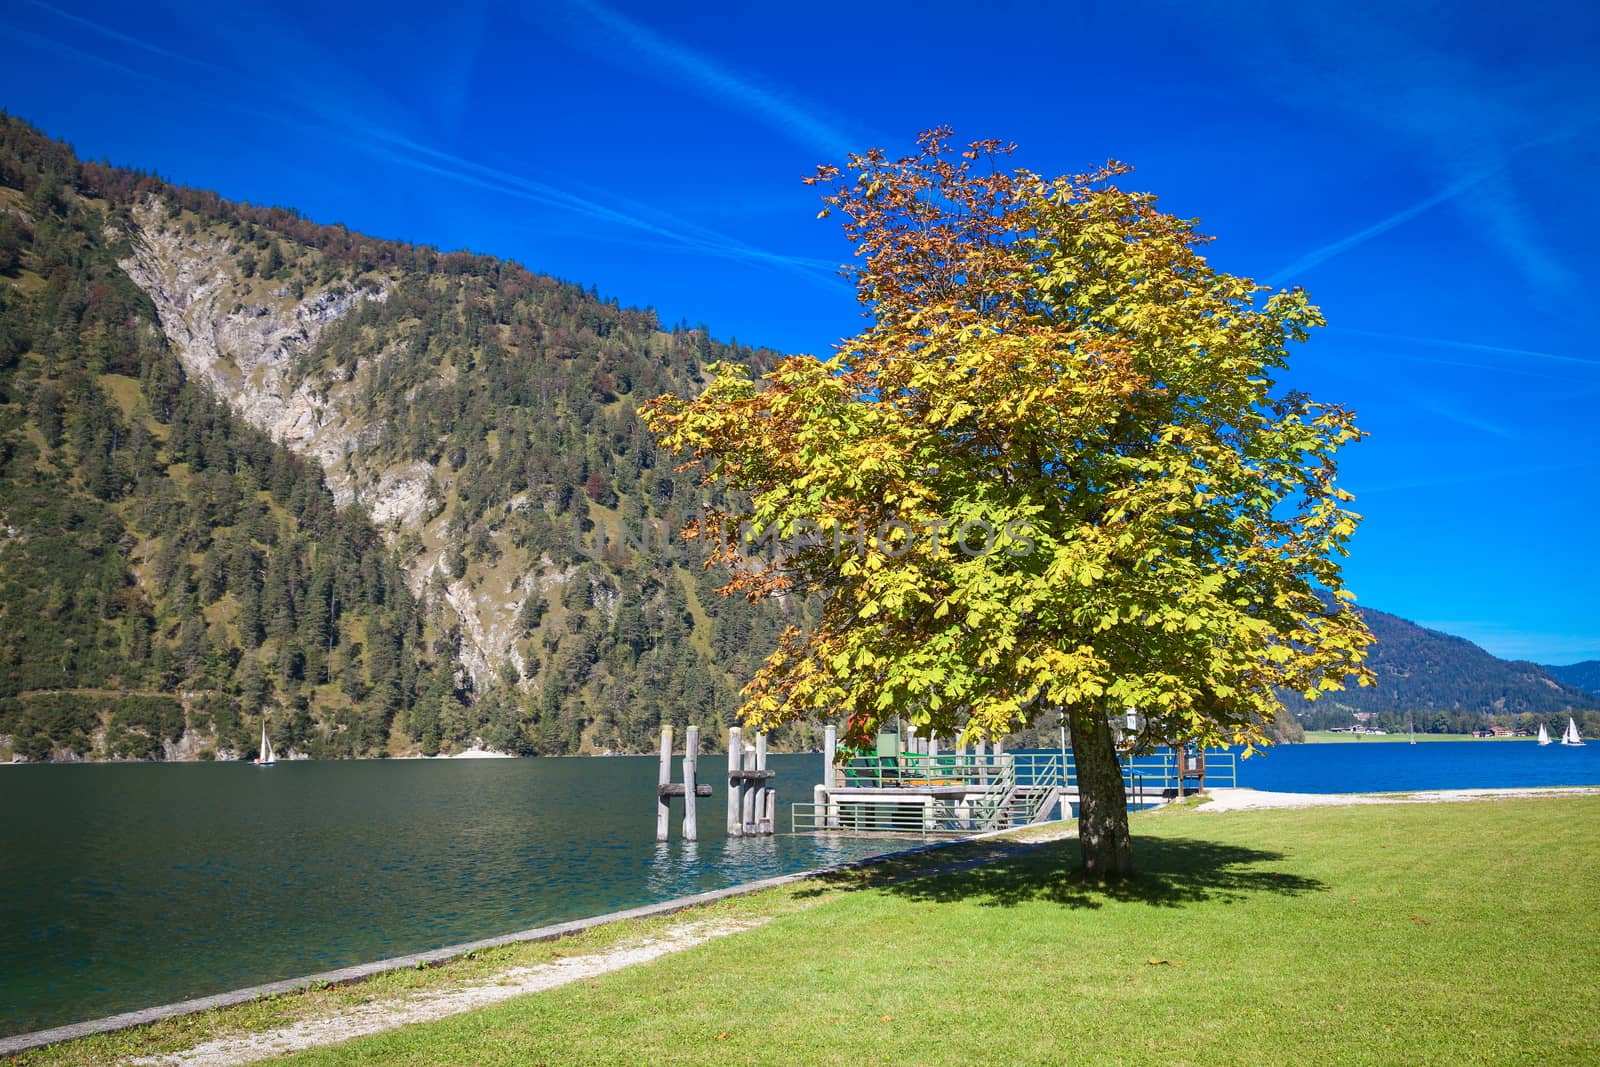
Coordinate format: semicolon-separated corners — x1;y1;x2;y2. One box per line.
794;837;1324;910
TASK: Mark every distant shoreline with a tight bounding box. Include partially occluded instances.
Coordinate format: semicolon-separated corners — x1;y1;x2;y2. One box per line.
8;730;1582;764
1298;731;1537;744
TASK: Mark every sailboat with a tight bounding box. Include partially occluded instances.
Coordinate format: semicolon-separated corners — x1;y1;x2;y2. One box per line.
1560;717;1585;747
1538;722;1551;746
253;722;277;765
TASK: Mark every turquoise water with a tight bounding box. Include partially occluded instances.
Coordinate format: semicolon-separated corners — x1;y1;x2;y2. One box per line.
2;740;1595;1038
0;754;891;1037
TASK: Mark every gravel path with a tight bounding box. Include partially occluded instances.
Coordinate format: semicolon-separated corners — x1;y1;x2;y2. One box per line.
129;918;764;1067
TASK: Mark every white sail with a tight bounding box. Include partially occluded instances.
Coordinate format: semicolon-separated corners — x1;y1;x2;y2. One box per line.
1538;723;1551;746
1561;717;1584;746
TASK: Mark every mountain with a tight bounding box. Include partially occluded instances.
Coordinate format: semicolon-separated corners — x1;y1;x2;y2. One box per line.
1283;605;1599;731
2;115;1592;761
0;113;805;761
1542;660;1600;694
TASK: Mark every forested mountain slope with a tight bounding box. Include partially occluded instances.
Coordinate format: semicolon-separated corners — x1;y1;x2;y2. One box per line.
1542;660;1600;694
0;114;804;760
1284;605;1598;731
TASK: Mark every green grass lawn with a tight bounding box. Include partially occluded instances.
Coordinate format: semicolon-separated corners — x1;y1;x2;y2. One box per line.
244;797;1599;1067
1301;730;1531;743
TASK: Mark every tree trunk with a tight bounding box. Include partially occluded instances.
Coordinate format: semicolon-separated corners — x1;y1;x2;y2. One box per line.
1070;707;1134;878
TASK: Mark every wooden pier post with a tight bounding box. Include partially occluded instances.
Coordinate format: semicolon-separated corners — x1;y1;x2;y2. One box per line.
724;729;777;837
822;723;840;828
977;739;989;785
654;725;713;841
754;733;769;834
682;725;700;841
823;724;838;788
656;726;673;843
726;726;743;837
741;743;757;832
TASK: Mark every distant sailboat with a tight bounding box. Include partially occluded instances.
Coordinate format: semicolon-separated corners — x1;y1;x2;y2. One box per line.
1560;717;1585;747
253;723;277;765
1538;722;1551;746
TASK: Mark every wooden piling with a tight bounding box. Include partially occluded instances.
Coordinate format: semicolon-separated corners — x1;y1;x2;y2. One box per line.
723;729;777;837
726;727;743;837
682;725;700;842
656;726;673;843
752;735;767;834
823;724;838;789
741;744;757;832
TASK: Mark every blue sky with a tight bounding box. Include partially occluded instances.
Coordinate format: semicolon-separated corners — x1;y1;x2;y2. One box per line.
4;0;1597;664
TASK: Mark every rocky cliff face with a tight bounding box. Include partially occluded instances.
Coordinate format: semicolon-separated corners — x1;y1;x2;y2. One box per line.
118;198;388;492
117;198;529;685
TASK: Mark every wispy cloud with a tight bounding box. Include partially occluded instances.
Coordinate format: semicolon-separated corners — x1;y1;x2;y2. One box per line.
1265;164;1498;285
1414;399;1517;441
1454;169;1578;293
1354;458;1590;495
22;0;199;66
347;123;841;276
13;2;839;281
553;0;858;159
1205;3;1592;297
1265;119;1594;288
1309;342;1587;387
7;23;152;81
1331;328;1600;370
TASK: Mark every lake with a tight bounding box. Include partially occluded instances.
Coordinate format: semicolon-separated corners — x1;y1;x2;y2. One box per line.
1232;737;1600;794
0;753;887;1037
2;739;1596;1037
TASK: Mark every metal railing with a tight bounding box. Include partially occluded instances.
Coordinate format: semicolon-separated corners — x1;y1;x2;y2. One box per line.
837;749;1235;794
791;790;1066;836
836;753;1017;789
791;747;1236;836
1063;749;1238;795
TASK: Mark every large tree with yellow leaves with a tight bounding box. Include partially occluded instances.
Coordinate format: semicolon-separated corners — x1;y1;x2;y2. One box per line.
645;130;1373;876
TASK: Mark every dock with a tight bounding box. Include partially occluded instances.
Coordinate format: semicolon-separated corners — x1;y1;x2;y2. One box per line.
791;726;1236;836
